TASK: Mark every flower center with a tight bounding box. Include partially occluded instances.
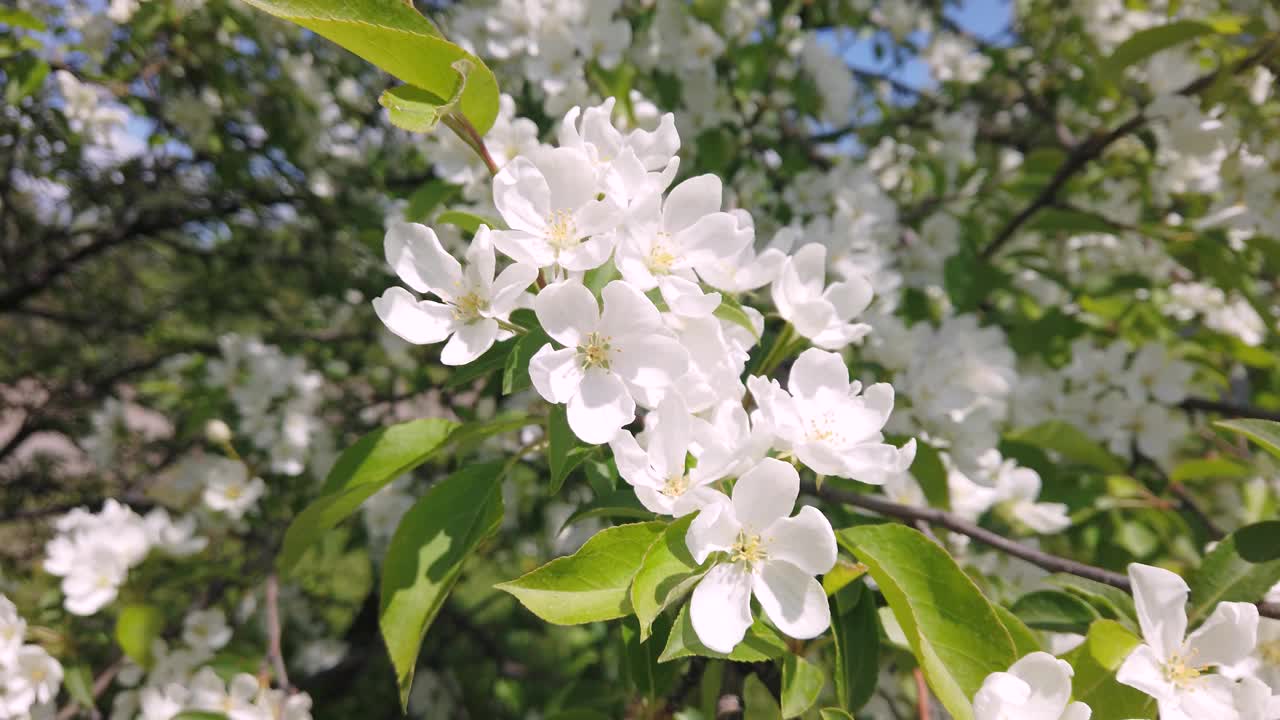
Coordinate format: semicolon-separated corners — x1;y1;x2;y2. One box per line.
578;332;613;370
647;233;677;275
1260;639;1280;666
225;484;243;501
660;473;689;497
453;291;488;322
730;531;767;568
1161;652;1206;688
805;411;845;445
546;209;579;252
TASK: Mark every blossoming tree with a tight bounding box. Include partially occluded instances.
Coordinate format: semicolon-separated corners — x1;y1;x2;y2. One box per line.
3;0;1280;718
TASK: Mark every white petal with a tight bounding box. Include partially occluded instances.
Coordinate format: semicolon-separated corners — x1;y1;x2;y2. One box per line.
488;263;539;315
534;280;599;348
611;431;660;490
663;174;722;235
466;225;498;293
573;195;623;239
612;335;690;391
559;230;617;271
567;369;635;444
1128;563;1190;661
1184;601;1258;668
528;345;583;404
789;299;838;339
658;276;721;318
732;458;799;534
686;493;739;564
752;561;830;639
690;563;754;654
384;223;462;298
1060;702;1092;720
372;288;455;345
599;280;663;336
973;672;1031;719
490;229;557;268
764;506;836;576
650;394;691;480
824;275;873;320
1115;644;1175;703
1006;652;1075;719
493;157;551;234
536;146;598;213
788;348;850;404
441;320;499;366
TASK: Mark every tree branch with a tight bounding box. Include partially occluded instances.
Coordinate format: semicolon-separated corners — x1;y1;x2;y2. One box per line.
1180;397;1280;423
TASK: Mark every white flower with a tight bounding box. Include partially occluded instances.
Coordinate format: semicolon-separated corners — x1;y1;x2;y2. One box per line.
747;348;916;483
490;146;622;272
697;219;793;295
1222;617;1280;693
1117;563;1260;720
685;458;837;653
188;668;265;720
993;461;1071;534
772;243;873;350
183;608;232;652
610;394;729;516
528;280;689;444
144;508;208;557
374;223;536;365
973;651;1092;720
1121;344;1193;405
1;646;63;716
59;546;129;616
0;595;26;668
615;174;751;318
558;98;680;206
201;458;266;520
139;683;189;720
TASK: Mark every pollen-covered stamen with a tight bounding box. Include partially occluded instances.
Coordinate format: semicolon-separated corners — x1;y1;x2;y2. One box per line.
1260;639;1280;666
805;410;846;445
578;331;614;370
660;472;689;497
453;291;489;322
647;232;678;275
546;209;580;252
729;531;767;568
1161;651;1207;688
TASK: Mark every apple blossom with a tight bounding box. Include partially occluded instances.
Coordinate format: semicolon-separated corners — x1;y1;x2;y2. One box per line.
973;652;1092;720
609;394;730;516
772;243;874;350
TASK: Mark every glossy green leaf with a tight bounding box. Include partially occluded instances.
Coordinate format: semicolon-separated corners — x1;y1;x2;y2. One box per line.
831;581;878;711
622;615;676;701
548;404;593;495
1006;421;1125;473
658;602;790;663
436;209;503;234
1187;520;1280;623
380;78;464;133
781;654;825;718
909;441;950;510
838;524;1017;720
238;0;500;133
279;418;457;572
380;461;505;708
503;327;550;395
1063;620;1155;720
713;295;760;340
446;337;516;389
115;604;163;668
1169;457;1252;484
1106;20;1216;75
1012;590;1101;633
994;603;1042;657
743;673;782;720
818;710;855;720
496;521;665;625
631;513;707;641
1215;418;1280;460
1046;575;1138;632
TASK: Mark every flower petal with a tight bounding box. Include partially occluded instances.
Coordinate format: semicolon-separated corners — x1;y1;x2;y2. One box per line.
787;348;850;404
1184;601;1259;668
384;222;462;299
490;229;557;268
599;280;663;336
658;275;721;318
567;368;635;444
534;280;599;348
1006;652;1075;718
488;263;538;315
528;345;583;404
440;320;499;366
663;174;723;235
686;492;738;564
649;393;691;480
1128;563;1190;662
1116;643;1176;703
690;563;754;654
764;506;836;576
752;561;830;639
612;335;690;391
372;288;455;345
732;458;799;534
493;157;551;234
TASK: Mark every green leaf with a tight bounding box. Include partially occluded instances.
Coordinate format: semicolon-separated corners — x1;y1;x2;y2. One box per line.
279;418;457;572
743;673;782;720
909;441;949;510
1106;20;1216;75
1063;620;1155;720
1187;520;1280;623
436;209;503;233
561;488;654;529
1215;419;1280;460
631;514;708;641
659;603;790;663
503;327;551;395
404;179;458;223
1006;421;1125;473
781;654;825;719
1169;457;1252;484
238;0;500;133
1026;207;1117;235
4;55;47;104
622;615;676;701
380;461;505;709
63;665;94;708
1045;575;1138;632
818;711;855;720
548;404;593;495
831;581;878;712
496;521;666;625
446;337;516;389
0;9;45;30
838;524;1017;720
713;295;760;340
115;604;164;667
993;603;1041;657
380;76;465;133
1011;590;1101;634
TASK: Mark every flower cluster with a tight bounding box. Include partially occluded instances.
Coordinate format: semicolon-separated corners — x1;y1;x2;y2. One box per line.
0;596;62;720
43;500;205;616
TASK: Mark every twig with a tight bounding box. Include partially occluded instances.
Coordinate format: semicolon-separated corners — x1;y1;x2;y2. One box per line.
1168;482;1226;541
266;574;291;692
1180;397;1280;423
980;33;1280;259
802;481;1280;620
55;657;124;720
913;668;930;720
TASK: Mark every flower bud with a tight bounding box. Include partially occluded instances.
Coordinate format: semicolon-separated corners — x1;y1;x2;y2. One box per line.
205;419;232;444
